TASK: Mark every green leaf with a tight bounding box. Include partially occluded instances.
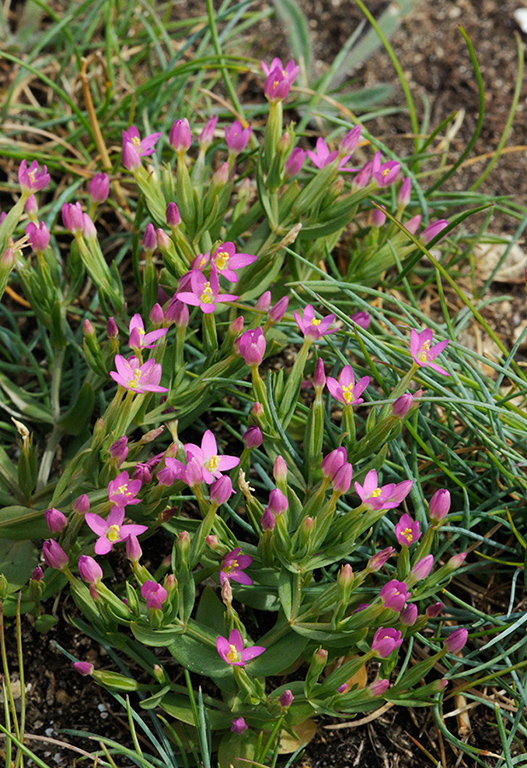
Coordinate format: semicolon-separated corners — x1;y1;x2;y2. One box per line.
195;586;226;635
130;620;185;647
0;372;53;423
0;506;48;540
160;692;230;729
250;628;308;676
58;381;95;435
0;539;38;591
169;630;231;678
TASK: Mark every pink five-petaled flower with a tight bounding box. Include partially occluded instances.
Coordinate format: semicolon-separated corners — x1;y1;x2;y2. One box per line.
380;579;411;613
294;304;337;341
18;159;50;194
261;58;300;84
307;137;355;172
184;429;240;485
326;365;370;407
394;513;421;547
128;314;167;351
85;507;148;556
176;269;238;314
264;67;291;102
372;627;403;658
209;242;257;282
141;580;168;610
231;717;248;734
216;629;265;667
410;328;450;376
220;547;253;585
122;126;162;157
108;470;142;507
110;355;168;393
354;469;412;511
225;120;252;155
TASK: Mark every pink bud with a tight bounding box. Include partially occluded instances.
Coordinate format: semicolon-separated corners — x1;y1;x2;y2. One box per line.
156;228;171;251
251;402;264;420
62;202;84;234
367;546;395;572
337;683;348;694
242;426;262;450
278;689;294;708
321;447;347;480
313;358;326;393
199;115;218;149
273;456;287;484
268;488;288;514
206;535;220;549
337;563;353;588
210;476;233;506
89;173;110;204
149;303;163;326
369;678;390;696
447;552;467;570
350;310;371;329
42;540;68;570
212;161;230;186
421;219;449;245
221;577;232;606
73;661;94;676
410;555;434;581
339;125;361;155
392;393;413;418
45;508;68;534
109;435;128;465
268;295;288;324
405;213;422;235
126;534;142;563
166;202;181;228
371;205;386;228
106;317;118;338
332;463;352;494
238;327;266;366
397;177;411;207
284;148;306;178
255;291;271;312
26;221;50;252
371;627;403;657
169;118;191;154
261;507;275;531
143;223;156;252
74;494;90;515
31;566;44;582
122;141;141;171
429;489;450;523
25;194;38;217
78;555;103;585
231;717;248;734
426;602;443;618
443;628;468;653
230;316;244;336
399;603;418;626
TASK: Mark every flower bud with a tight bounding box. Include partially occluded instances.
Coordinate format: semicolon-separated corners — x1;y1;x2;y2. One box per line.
166;202;181;229
332;463;352;494
73;661;94;676
429;489;451;523
199;115;218;150
321;447;347;481
78;555;103;585
126;534;142;563
261;507;275;531
268;295;288;324
284;148;306;178
255;291;271;312
26;221;50;252
221;576;232;607
273;456;287;484
367;546;395;572
369;678;390;696
350;311;371;329
45;507;68;534
313;358;326;394
426;602;443;618
443;628;468;653
210;476;233;506
109;435;128;466
25;194;38;217
169;118;191;154
339;125;361;155
31;566;44;582
231;717;248;734
372;627;403;657
392;393;413;418
143;223;156;253
410;555;434;582
42;540;68;570
397;176;411;207
107;317;118;338
62;202;84;234
74;494;90;515
89;173;110;204
446;552;467;571
268;488;288;514
239;327;266;366
243;426;262;450
278;689;294;708
399;603;418;626
122;141;141;171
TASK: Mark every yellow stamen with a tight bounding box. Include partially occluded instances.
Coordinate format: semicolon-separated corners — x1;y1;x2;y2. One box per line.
418;340;431;364
128;368;142;389
118;484;131;496
200;283;215;304
106;524;121;542
341;384;355;404
402;528;413;543
226;644;240;663
132;136;141;148
214;251;229;270
206;455;219;471
310;318;321;326
370;488;381;497
223;560;238;574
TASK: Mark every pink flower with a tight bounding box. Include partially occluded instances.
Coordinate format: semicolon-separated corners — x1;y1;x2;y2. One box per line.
45;508;68;534
26;221;50;252
326;365;369;407
225;120;252;155
141;580;168;610
264;67;291;102
238;327;266;366
208;242;257;282
184;429;240;485
176;269;238;314
307;137;355;171
421;219;449;244
367;546;395;572
443;628;468;653
18;159;50;193
73;661;94;676
231;717;248;734
216;629;265;666
372;627;403;657
400;604;418;626
394;513;421;546
220;547;253;585
62;202;85;234
354;470;412;510
199;115;218;149
128;314;167;350
284;148;306;178
294;304;337;340
169;119;191;154
321;447;347;480
89;173;109;204
110;355;168;393
122;126;162;157
108;471;142;507
380;580;410;612
350;311;371;329
429;489;451;523
410;328;450;376
261;58;299;84
369;678;390;696
78;555;103;585
85;507;148;556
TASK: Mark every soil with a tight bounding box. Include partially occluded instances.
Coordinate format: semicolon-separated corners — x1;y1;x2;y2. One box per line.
3;0;527;766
